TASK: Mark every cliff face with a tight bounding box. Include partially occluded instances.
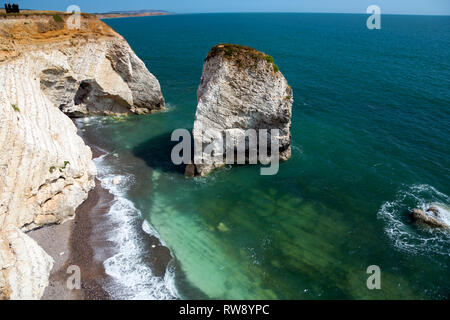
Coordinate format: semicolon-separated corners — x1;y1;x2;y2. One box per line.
0;14;164;299
190;44;293;176
43;38;165;117
0;13;165;116
0;227;53;299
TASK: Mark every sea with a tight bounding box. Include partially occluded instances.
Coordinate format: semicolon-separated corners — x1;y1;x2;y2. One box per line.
76;13;450;299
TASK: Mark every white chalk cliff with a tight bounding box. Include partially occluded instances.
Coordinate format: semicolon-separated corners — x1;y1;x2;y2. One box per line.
0;14;164;299
189;44;293;176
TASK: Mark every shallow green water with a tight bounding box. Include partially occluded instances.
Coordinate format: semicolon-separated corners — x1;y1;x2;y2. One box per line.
84;13;449;299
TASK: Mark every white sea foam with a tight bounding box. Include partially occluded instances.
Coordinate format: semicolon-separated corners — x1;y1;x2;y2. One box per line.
163;103;176;113
142;220;168;247
378;184;450;256
291;144;304;156
93;155;178;300
164;259;180;298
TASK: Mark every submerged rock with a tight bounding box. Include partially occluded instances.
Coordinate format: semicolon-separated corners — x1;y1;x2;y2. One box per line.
187;44;293;176
217;222;230;233
411;208;449;229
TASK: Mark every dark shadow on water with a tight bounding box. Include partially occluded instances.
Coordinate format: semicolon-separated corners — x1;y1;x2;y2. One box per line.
132;131;193;175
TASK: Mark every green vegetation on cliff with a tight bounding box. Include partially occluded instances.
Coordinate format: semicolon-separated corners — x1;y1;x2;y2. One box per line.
206;44;280;73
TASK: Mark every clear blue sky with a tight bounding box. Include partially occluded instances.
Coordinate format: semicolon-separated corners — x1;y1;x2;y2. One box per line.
14;0;450;15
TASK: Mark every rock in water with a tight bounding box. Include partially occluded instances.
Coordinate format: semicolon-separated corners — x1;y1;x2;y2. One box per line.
0;14;165;117
411;209;449;229
185;164;197;178
426;206;440;216
188;44;293;176
217;222;230;233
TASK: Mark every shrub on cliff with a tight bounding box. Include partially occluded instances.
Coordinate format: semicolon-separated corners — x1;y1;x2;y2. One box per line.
207;44;280;73
52;14;63;23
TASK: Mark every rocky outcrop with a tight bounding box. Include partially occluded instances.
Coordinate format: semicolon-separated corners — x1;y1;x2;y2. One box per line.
411;208;449;229
189;44;293;176
0;227;53;300
0;14;165;299
0;13;164;117
50;38;165;117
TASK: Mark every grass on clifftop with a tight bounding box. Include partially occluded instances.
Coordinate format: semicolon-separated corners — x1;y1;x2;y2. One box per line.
206;44;280;73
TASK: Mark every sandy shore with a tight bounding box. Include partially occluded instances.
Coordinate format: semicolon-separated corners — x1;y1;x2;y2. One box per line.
29;175;114;300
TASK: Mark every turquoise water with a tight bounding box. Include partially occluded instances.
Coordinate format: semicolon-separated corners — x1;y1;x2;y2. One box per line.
84;13;449;299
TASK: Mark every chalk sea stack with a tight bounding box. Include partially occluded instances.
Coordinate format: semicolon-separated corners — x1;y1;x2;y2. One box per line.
188;44;293;176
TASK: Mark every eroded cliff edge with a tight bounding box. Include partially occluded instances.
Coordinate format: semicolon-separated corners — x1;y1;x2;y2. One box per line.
0;13;164;299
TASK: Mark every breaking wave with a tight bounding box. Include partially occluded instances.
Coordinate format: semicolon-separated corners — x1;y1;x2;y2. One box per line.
378;184;450;256
93;154;178;300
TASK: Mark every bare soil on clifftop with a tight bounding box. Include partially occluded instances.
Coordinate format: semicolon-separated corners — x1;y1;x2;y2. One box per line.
0;12;118;62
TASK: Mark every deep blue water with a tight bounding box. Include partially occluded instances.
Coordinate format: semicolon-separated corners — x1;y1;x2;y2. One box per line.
84;13;449;299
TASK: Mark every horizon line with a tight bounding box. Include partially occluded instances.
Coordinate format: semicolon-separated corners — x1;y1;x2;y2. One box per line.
17;8;450;17
168;11;450;17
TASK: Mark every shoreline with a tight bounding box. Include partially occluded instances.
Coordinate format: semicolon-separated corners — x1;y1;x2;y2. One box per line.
28;153;114;300
29;122;174;300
